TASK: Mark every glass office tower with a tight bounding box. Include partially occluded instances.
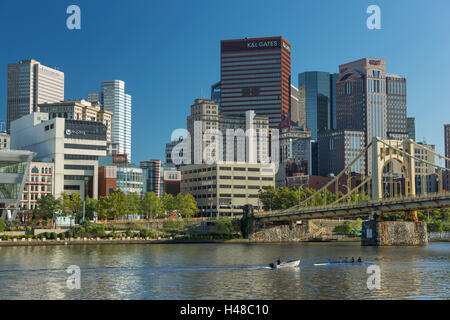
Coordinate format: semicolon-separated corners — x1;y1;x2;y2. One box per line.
298;71;337;140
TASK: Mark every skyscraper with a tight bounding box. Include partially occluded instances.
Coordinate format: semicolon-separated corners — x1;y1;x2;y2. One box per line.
88;80;132;161
298;71;337;140
336;58;407;174
336;58;407;141
220;36;291;128
6;59;64;132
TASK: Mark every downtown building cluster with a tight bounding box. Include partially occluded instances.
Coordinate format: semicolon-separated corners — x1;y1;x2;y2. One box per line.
1;35;449;218
165;36;450;216
1;59;167;214
1;60;180;215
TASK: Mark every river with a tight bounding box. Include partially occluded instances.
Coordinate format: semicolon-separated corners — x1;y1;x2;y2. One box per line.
0;242;448;299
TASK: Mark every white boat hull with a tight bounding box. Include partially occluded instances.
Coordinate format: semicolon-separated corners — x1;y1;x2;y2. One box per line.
271;259;300;269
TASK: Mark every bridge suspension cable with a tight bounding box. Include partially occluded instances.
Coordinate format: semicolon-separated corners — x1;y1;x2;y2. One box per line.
274;141;374;214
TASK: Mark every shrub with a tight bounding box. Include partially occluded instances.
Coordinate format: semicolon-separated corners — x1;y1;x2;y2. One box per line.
0;219;6;233
428;221;444;233
59;233;65;240
50;232;57;240
45;232;51;239
333;221;354;235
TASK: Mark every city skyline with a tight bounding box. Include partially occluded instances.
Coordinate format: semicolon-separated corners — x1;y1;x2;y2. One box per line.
1;0;449;164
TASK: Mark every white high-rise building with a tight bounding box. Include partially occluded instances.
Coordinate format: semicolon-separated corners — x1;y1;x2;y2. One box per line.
6;59;64;132
88;80;132;161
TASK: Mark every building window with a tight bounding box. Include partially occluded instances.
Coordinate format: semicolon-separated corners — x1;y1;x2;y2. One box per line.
64;185;81;190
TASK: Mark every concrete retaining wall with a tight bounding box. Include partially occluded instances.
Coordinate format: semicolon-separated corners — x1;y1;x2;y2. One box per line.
33;228;68;235
361;221;428;246
249;219;353;242
0;231;26;236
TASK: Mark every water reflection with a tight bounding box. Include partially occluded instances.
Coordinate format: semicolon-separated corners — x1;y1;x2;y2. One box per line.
0;242;448;299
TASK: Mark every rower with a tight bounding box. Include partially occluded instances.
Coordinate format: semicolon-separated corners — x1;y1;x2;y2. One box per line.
351;257;355;263
357;257;362;262
277;258;281;265
344;257;349;263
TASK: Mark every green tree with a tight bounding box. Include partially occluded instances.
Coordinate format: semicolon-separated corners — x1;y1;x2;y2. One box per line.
84;197;98;220
162;193;176;214
61;192;83;217
140;192;163;219
110;190;128;220
273;187;299;209
353;218;363;231
258;186;277;211
0;219;6;233
175;193;200;218
97;196;112;221
34;194;62;223
126;193;140;216
333;221;354;235
215;217;235;235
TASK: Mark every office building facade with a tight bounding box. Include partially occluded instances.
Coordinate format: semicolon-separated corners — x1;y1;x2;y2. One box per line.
165;137;184;168
6;59;64;132
140;159;162;196
39;99;112;142
414;142;437;194
276;122;312;186
11;113;107;199
20;162;55;211
0;132;10;150
98;155;145;196
220;36;291;128
290;84;306;128
186;99;269;164
298;71;337;140
318;130;365;177
163;169;181;196
181;162;275;216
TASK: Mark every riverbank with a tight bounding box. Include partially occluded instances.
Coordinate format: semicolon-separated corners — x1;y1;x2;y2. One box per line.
1;235;447;247
0;237;252;247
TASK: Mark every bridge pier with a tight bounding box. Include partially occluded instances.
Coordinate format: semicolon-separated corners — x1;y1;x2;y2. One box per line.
361;220;427;246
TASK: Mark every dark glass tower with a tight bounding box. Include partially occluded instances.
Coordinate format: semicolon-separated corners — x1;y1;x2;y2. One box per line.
298;71;337;140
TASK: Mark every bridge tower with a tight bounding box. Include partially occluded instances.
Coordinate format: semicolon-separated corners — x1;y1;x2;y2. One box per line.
371;137;418;221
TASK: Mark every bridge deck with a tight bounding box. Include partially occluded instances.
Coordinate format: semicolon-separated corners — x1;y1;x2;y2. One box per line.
254;193;450;222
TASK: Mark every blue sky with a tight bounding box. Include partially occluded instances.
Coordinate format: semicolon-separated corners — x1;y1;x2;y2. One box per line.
1;0;449;163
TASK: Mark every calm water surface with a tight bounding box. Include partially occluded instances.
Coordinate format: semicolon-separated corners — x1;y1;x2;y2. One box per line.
0;242;448;299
